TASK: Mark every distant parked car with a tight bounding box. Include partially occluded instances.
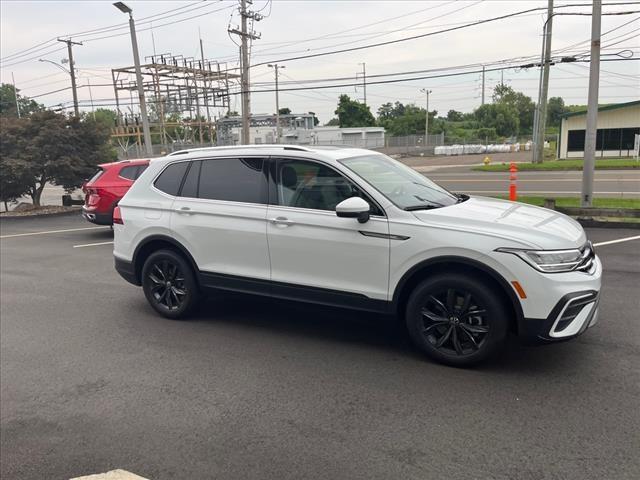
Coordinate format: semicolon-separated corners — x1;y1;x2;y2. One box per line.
82;159;150;225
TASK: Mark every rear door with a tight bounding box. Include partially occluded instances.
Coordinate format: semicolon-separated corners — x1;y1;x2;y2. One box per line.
170;157;271;282
266;157;390;303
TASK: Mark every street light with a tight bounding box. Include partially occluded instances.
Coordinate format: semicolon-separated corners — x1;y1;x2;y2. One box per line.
113;2;153;156
39;58;70;74
268;63;285;144
420;88;432;147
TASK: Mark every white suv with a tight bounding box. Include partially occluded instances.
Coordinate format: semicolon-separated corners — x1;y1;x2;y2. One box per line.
113;145;601;366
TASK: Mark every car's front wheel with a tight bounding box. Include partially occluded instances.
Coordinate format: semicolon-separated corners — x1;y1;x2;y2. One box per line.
405;273;509;366
141;249;199;319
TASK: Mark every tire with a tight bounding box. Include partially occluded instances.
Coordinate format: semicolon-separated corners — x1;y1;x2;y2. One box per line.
405;273;509;367
141;249;200;319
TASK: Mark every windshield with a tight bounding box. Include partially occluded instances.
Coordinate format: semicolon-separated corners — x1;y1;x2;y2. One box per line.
340;154;459;210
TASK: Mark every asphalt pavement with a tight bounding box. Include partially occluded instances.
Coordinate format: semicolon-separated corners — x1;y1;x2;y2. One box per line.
1;214;639;480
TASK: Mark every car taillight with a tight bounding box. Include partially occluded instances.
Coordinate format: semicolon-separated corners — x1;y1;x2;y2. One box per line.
87;193;100;206
113;206;123;225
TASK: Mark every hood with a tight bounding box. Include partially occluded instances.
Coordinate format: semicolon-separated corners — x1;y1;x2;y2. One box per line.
412;196;586;250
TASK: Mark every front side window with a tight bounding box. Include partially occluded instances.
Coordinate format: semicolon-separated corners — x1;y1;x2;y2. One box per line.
154;161;189;196
276;159;382;214
340;154;458;210
198;158;266;204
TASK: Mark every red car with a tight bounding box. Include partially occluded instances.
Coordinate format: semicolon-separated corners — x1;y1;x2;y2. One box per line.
82;159;150;225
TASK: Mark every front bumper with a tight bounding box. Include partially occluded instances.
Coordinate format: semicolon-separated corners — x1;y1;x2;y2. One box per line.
519;290;600;343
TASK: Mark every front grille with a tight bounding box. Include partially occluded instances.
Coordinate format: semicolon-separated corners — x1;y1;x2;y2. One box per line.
575;241;596;273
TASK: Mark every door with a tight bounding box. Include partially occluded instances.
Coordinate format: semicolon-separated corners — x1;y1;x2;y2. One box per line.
170;157;271;281
266;158;390;303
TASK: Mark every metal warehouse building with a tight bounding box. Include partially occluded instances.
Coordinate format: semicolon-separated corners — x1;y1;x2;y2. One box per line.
558;100;640;159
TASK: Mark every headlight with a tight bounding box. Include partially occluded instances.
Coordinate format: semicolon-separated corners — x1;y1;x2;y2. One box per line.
496;247;583;273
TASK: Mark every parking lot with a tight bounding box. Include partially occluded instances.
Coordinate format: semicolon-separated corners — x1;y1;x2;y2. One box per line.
1;214;639;480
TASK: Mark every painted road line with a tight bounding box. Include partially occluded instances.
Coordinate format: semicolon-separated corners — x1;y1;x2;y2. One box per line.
0;226;108;239
454;191;640;195
73;241;114;249
593;235;640;247
70;469;149;480
432;178;639;182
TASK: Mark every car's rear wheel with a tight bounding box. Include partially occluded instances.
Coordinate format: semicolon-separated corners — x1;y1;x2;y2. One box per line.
405;273;508;367
142;250;199;319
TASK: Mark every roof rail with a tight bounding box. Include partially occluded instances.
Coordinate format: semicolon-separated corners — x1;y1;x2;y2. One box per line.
167;144;314;156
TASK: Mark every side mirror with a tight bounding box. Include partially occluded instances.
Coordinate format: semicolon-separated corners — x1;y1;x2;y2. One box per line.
336;197;370;224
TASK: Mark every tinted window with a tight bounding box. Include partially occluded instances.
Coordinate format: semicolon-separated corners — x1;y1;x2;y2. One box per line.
567;130;585;152
198;158;266;203
87;168;104;183
119;165;138;180
154;162;189;196
135;164;148;179
277;159;382;214
180;161;201;198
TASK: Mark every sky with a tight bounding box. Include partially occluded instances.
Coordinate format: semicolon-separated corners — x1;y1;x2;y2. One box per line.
1;0;639;124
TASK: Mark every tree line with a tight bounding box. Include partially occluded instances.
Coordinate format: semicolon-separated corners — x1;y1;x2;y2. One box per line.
327;84;573;142
0;84;116;208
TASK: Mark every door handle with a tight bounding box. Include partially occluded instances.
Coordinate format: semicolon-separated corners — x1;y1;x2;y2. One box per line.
269;216;294;226
176;207;193;215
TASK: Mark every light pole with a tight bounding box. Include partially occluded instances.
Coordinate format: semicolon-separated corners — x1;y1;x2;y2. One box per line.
113;2;153;157
420;88;432;147
268;63;284;143
39;58;79;116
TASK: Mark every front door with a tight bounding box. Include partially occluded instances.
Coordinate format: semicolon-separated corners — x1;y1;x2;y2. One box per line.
266;158;390;304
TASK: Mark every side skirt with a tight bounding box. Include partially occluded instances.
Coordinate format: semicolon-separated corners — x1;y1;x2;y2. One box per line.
199;271;391;314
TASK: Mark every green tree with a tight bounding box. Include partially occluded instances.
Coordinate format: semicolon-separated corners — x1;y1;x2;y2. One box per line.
308;112;320;126
547;97;569;127
325;118;340;126
335;95;375;127
474;103;519;137
278;107;291;115
446;110;464;122
0;111;116;206
0;83;43;118
492;84;535;134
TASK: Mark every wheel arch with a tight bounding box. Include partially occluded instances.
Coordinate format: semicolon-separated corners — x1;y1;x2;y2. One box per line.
132;235;199;285
392;256;524;333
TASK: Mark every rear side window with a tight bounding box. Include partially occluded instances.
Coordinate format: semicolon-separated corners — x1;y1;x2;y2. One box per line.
135;164;148;179
119;165;138;180
180;161;201;198
198;158;266;204
154;162;189;196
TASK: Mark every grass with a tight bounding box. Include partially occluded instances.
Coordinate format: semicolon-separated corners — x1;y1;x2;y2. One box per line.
474;158;640;171
492;196;640;209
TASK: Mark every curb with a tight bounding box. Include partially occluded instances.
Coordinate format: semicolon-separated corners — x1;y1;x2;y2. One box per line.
575;218;640;229
0;209;82;221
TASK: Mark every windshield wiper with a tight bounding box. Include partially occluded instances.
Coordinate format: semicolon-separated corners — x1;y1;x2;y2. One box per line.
404;204;441;211
455;193;470;203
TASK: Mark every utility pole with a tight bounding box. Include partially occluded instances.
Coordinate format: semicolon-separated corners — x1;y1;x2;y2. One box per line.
268;63;284;143
57;38;82;117
228;0;262;145
359;62;367;106
113;2;153;156
481;65;485;105
11;72;20;118
420;88;432;147
581;0;601;207
533;0;554;164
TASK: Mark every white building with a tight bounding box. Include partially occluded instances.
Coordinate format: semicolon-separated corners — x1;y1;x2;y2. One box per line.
558;100;640;159
216;114;385;147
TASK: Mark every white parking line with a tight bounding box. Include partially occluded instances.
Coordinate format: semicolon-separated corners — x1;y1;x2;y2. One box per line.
73;241;114;249
70;469;149;480
0;226;108;239
593;235;640;247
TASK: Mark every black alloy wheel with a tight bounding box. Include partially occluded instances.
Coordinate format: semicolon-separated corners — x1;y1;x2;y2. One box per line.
421;289;489;356
405;273;508;366
142;249;199;319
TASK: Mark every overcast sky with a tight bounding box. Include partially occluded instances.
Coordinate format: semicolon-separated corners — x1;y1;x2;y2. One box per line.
1;0;638;123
